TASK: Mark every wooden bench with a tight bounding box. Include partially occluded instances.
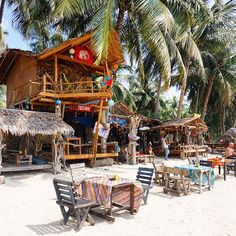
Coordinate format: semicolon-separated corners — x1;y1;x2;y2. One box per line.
163;166;192;196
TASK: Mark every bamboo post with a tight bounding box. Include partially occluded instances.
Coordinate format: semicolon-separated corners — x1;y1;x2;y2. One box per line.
101;109;107;153
52;135;61;175
54;55;58;84
92;99;104;167
43;75;46;92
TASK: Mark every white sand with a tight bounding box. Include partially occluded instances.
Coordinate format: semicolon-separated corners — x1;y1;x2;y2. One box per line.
0;157;236;236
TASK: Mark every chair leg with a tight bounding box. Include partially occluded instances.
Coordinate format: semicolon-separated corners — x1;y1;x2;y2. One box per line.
74;209;81;230
63;208;72;225
86;212;95;226
143;189;150;205
75;207;91;231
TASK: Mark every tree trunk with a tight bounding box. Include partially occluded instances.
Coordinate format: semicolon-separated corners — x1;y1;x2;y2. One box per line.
116;3;125;38
193;85;199;114
220;102;225;135
0;0;6;41
154;76;162;113
0;0;5;24
201;75;215;120
177;57;190;119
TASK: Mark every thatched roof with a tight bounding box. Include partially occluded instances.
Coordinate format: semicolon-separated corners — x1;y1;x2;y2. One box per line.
151;116;208;132
0;109;74;136
111;102;134;117
38;30;124;65
111;102;161;125
220;128;236;142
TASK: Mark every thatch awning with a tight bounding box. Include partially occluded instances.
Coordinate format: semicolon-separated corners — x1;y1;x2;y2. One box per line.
151;116;208;132
0;109;74;136
111;102;161;126
220;128;236;142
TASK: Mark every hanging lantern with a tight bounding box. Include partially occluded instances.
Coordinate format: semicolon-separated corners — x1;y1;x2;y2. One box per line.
112;64;119;71
108;99;115;107
101;81;106;87
69;48;75;58
55;98;62;106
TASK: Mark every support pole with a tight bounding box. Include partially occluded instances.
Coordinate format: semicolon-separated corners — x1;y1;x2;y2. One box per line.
54;55;58;84
101;109;107;153
92;99;104;167
0;131;3;168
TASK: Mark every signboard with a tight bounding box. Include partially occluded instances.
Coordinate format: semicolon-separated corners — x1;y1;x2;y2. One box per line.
93;122;110;139
74;46;94;64
69;105;93;112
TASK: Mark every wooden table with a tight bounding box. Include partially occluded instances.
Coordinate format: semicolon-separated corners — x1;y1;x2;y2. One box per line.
175;165;213;194
75;176;143;222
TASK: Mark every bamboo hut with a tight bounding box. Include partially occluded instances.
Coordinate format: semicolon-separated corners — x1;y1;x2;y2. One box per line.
0;109;74;174
0;30;124;166
151;116;208;158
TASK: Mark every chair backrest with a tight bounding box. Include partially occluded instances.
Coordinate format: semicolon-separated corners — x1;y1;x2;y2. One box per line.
152;161;164;172
136;167;154;186
187;156;199;165
53;177;76;206
69;163;86;184
163;166;189;177
199;160;213;167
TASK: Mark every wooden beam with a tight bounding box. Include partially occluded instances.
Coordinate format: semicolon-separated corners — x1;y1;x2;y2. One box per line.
64;152;118;160
39;91;112;99
37;33;93;60
57;54;105;72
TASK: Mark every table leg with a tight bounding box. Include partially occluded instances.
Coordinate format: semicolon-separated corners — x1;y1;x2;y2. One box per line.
224;163;226;181
199;171;202;194
130;184;134;215
218;165;221;175
234;161;236;177
144;156;147;165
208;171;211;191
108;192;113;217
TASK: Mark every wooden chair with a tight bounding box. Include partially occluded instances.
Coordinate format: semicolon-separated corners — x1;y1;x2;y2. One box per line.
187;156;199;165
163;167;192;196
152;161;165;185
69;163;86;185
136;167;154;204
53;177;95;230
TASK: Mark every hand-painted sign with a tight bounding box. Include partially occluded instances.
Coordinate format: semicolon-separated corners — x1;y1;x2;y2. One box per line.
69;105;93;112
74;46;94;64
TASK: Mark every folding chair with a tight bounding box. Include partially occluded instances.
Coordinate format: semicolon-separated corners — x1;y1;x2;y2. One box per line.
136;167;154;204
53;177;95;230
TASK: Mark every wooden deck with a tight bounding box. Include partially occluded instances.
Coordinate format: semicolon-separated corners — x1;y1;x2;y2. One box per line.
0;164;53;173
64;152;118;160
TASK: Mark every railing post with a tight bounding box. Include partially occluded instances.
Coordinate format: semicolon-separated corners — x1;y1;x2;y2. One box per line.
43;75;46;92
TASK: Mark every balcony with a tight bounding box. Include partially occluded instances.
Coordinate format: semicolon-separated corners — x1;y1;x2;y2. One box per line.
9;73;112;107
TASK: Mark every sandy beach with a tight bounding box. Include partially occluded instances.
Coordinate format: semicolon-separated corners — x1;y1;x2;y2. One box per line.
0;158;236;236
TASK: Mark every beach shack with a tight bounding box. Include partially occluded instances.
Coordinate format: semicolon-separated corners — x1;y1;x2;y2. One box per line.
0;30;124;166
151;116;208;159
0;109;74;174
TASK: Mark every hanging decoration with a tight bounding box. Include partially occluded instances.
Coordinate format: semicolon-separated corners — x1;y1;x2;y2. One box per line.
69;48;75;58
74;46;94;64
108;99;115;107
55;98;62;106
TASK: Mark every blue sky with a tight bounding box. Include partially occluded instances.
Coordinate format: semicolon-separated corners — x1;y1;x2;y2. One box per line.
3;6;30;50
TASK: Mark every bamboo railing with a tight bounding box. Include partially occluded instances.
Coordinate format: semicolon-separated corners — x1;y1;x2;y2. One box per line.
10;73;111;105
